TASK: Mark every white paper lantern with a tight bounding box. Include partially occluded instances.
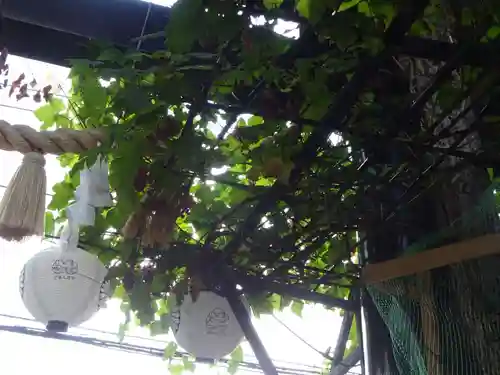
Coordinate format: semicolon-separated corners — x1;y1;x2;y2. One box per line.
19;245;109;332
170;290;248;359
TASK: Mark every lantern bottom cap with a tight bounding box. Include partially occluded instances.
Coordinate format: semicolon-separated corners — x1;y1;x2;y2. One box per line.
195;357;216;364
46;320;69;333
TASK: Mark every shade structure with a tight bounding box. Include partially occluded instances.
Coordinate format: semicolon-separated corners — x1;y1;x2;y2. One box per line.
3;0;170;67
19;245;109;332
170;290;248;359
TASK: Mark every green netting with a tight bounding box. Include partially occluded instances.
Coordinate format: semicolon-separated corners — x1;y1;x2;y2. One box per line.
368;182;500;375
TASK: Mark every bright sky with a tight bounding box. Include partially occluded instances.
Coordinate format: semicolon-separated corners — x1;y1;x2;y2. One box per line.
0;1;359;374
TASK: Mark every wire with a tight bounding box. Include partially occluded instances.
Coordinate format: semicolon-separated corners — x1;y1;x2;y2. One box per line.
271;313;333;361
0;182;53;196
0;312;328;372
0;83;70;100
0;312;166;343
136;2;153;51
0;323;328;375
0;102;42;113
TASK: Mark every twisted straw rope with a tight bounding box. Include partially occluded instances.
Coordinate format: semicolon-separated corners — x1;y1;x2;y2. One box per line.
0;120;105;154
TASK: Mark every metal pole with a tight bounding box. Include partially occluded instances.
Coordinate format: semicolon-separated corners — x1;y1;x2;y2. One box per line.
352;289;365;375
224;287;279;375
330;347;362;375
201;262;279;375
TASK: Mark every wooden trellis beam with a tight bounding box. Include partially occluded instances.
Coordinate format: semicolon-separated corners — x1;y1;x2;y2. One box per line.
362;233;500;284
395;36;500;67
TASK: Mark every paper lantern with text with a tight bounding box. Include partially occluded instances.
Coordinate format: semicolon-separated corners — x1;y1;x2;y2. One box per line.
170;290;248;359
19;245;109;332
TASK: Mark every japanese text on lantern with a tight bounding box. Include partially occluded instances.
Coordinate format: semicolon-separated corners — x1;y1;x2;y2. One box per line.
52;259;78;280
205;308;230;336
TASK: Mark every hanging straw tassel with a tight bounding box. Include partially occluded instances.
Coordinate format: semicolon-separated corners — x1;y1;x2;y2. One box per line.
0;152;46;241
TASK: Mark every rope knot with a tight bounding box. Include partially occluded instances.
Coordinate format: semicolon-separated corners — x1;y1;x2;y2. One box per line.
22;152;46;167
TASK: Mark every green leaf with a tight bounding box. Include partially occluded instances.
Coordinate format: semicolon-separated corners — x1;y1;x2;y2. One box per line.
164;341;178;360
227;361;239;375
150;313;171;336
488;168;495;181
182;357;196;372
227;187;252;205
50;98;66;113
118;321;128;341
231;345;244;362
270;294;282;310
34;105;56;129
113;284;127;300
80;78;107;113
291;300;304;317
129;282;155;325
296;0;310;19
487;26;500;39
49;182;75;210
338;0;361;11
98;47;126;64
35;98;68;130
247;115;265;126
158;298;169;315
344;318;358;356
54;114;72;128
236;118;246;128
166;0;204;54
263;0;283;10
149;320;164;336
151;274;170;294
295;0;325;23
228;346;244;375
169;364;184;375
279;295;292;310
327;237;343;263
44;211;55;237
349;318;357;343
247;293;275;317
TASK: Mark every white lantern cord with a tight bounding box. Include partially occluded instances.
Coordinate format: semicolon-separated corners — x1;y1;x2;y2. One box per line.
59;220;80;252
